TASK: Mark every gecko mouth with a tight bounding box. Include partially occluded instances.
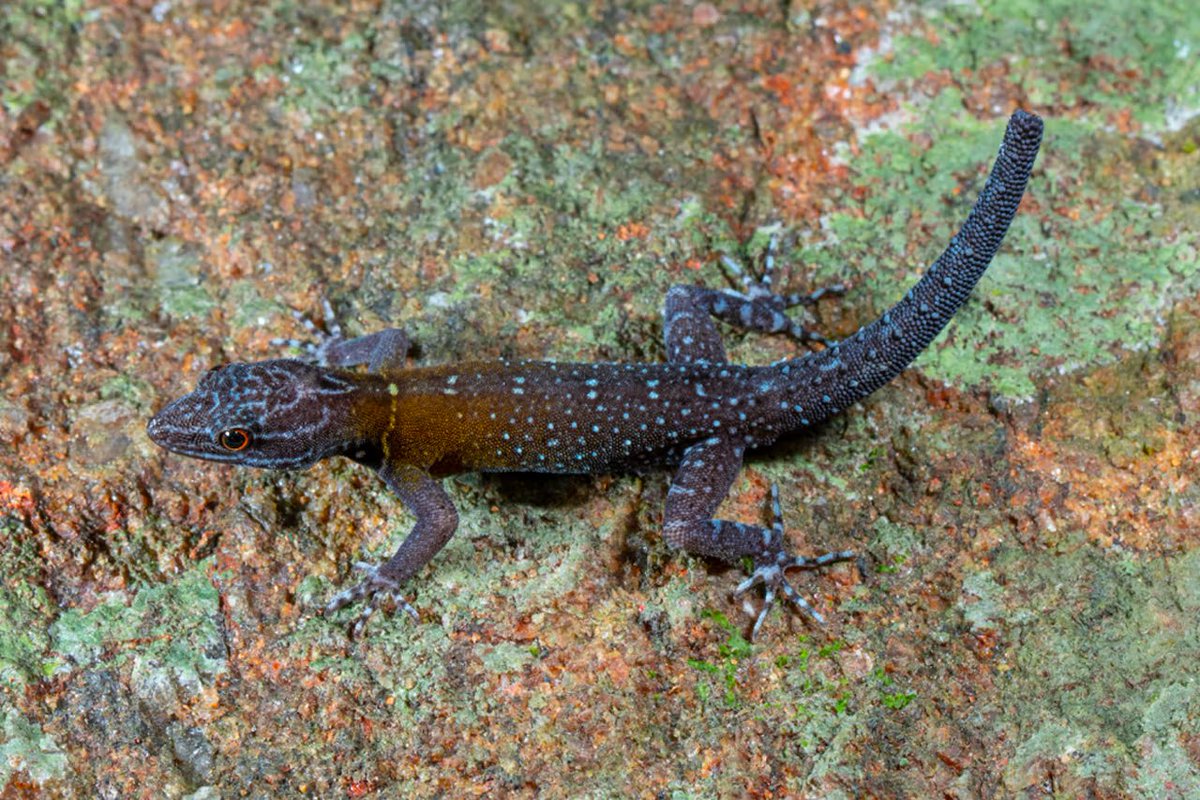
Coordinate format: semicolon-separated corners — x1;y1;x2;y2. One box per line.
145;399;212;457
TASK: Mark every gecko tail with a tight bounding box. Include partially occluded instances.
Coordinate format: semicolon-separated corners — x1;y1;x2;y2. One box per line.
783;110;1043;415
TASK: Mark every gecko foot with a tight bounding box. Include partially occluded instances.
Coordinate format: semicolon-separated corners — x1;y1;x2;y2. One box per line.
731;484;855;639
324;561;419;638
270;299;410;373
718;231;846;346
270;298;343;358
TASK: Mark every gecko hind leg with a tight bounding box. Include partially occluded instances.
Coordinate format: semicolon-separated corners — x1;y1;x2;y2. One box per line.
664;438;853;639
663;232;845;364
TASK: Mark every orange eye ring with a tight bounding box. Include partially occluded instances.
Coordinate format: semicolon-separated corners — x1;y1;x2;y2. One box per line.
219;429;251;451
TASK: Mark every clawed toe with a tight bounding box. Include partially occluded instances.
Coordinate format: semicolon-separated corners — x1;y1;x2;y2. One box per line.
269;299;343;358
733;563;824;638
324;562;419;638
733;538;855;639
717;233;843;346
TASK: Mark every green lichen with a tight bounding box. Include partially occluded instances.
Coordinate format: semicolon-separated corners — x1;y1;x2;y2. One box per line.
227;280;287;331
0;519;41;590
296;617;453;715
872;0;1199;127
0;0;84;118
435;135;710;356
0;584;54;688
957;570;1007;631
0;711;68;785
844;4;1200;400
48;566;226;694
868;517;920;559
98;374;153;408
805;94;1199;398
988;537;1200;793
478;640;536;674
1133;682;1200;797
275;33;372;122
149;238;216;320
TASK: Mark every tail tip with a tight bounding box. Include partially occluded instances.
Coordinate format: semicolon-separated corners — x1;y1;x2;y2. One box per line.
1007;108;1044;141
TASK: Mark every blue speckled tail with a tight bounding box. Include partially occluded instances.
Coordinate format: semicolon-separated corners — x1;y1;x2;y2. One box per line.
778;110;1044;424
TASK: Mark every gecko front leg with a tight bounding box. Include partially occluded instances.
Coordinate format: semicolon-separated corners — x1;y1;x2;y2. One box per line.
274;299;411;373
314;328;410;374
325;462;459;637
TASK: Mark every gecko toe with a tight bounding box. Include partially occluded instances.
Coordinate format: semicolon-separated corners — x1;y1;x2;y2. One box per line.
348;603;376;639
733;546;854;638
324;562;419;636
324;583;367;614
750;586;777;640
733;564;824;638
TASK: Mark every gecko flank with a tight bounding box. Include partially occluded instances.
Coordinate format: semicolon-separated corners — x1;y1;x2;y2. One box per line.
148;111;1043;638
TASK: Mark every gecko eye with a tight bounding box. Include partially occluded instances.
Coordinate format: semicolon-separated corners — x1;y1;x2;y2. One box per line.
219;429;252;451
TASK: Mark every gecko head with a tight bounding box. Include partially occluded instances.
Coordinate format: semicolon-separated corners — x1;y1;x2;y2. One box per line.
147;359;356;469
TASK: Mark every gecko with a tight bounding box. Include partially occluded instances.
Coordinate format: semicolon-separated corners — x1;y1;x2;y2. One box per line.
147;110;1043;638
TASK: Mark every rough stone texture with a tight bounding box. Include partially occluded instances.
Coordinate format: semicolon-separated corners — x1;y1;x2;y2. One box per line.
1;1;1197;797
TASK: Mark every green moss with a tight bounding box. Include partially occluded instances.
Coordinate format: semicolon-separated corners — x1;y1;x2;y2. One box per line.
872;667;918;710
765;636;858;761
687;610;752;706
881;691;917;710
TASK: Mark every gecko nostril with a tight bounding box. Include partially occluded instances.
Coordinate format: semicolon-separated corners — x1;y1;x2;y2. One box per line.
147;414;164;442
